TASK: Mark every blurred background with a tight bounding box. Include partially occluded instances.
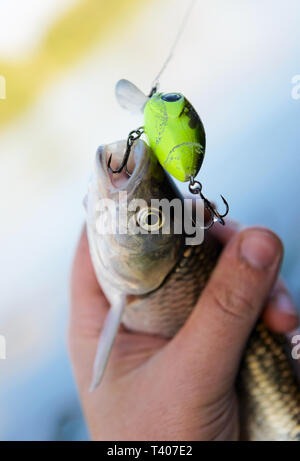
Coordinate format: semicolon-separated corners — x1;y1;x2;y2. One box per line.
0;0;299;441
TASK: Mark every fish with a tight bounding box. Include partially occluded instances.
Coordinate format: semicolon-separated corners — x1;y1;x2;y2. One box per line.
86;137;300;441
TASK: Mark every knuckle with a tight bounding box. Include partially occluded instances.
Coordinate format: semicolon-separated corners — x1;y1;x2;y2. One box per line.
207;281;256;322
232;288;257;317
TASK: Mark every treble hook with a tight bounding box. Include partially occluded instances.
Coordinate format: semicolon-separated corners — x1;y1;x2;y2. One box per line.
189;177;229;230
107;127;144;174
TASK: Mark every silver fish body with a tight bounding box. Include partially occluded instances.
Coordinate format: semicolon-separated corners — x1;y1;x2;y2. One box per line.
86;139;300;440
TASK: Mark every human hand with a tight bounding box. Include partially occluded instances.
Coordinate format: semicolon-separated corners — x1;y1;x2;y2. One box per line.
69;224;298;440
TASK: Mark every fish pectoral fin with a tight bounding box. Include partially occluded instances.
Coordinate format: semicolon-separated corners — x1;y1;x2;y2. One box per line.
89;294;126;392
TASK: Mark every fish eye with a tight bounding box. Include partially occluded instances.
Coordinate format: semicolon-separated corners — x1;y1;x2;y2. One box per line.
136;207;164;232
161;93;182;102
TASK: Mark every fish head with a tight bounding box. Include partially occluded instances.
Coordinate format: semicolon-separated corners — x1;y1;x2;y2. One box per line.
86;139;184;295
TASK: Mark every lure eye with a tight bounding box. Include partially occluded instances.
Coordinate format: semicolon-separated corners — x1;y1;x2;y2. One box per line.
136;207;164;232
161;93;182;102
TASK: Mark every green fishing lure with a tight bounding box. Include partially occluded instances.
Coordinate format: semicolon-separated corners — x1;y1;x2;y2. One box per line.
144;92;206;182
113;78;228;226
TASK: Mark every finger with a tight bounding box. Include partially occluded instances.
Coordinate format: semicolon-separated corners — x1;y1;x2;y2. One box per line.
173;227;283;390
262;279;299;333
69;226;109;341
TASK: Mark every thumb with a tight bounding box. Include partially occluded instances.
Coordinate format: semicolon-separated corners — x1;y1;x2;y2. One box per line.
173;227;283;391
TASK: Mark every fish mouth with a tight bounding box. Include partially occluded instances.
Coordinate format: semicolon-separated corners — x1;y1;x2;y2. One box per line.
106;143;134;188
95;139;150;199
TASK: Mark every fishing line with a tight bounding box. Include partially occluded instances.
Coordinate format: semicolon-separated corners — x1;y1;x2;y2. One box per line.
150;0;197;91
